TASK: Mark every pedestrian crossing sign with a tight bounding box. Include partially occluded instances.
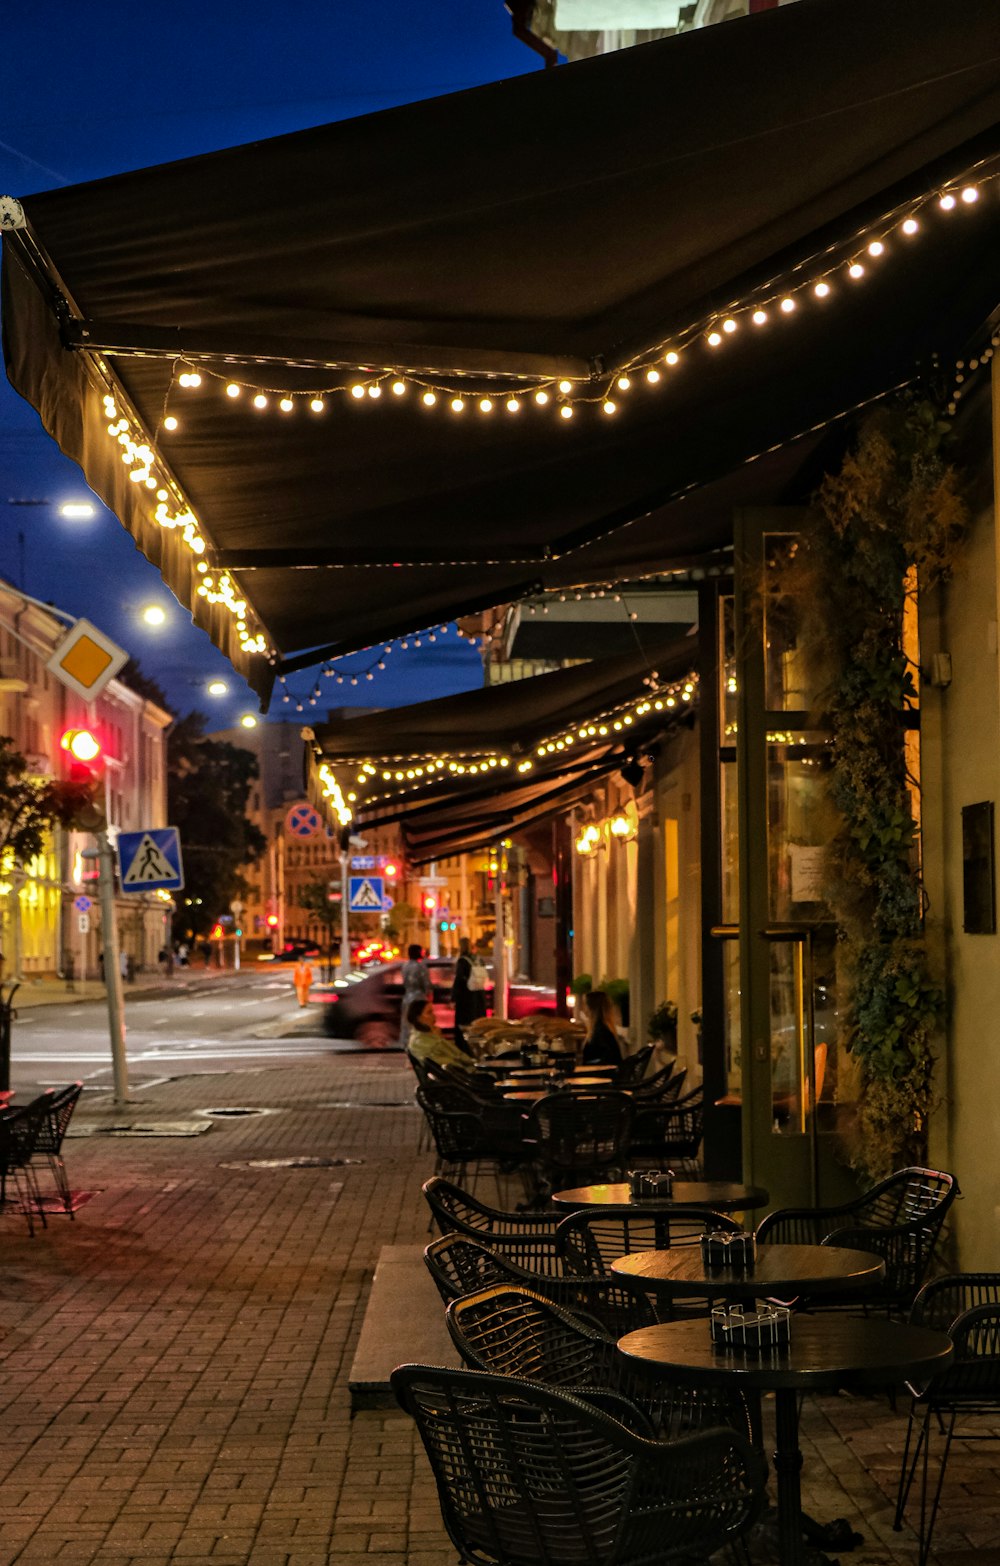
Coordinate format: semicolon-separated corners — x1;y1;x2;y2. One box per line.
349;875;384;911
117;826;185;893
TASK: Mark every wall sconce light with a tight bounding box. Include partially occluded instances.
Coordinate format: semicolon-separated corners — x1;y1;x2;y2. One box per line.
608;809;636;843
574;822;603;856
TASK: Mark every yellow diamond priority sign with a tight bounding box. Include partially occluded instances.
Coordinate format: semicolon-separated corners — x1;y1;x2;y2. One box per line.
46;618;129;701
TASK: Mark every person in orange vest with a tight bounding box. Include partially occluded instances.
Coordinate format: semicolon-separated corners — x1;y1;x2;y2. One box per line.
293;957;314;1008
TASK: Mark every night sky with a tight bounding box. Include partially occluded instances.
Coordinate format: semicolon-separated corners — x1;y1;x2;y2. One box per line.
0;3;538;724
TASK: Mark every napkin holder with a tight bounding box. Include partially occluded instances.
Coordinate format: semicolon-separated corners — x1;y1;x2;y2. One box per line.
628;1169;674;1200
711;1304;791;1353
701;1231;757;1269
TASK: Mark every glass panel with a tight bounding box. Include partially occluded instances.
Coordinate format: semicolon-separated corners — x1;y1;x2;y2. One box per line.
770;939;804;1135
720;759;740;925
766;735;835;923
763;533;822;712
723;939;742;1095
720;594;738;742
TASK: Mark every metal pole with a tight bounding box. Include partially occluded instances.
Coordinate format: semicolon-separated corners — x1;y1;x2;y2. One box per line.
92;832;128;1106
492;845;506;1018
338;847;350;979
428;860;440;959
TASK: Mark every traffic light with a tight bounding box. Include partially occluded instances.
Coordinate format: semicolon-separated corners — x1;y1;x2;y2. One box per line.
61;727;102;778
423;893;437;912
58;727;106;829
384;861;399;879
266;914;279;928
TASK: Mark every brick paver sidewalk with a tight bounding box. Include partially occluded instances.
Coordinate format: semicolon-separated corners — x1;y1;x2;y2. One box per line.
0;1056;995;1565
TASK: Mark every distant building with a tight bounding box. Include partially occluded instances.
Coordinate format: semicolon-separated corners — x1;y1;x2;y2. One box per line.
507;0;792;61
0;578;171;981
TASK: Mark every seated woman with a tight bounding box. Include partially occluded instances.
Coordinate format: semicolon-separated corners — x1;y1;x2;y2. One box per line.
405;997;475;1075
580;989;624;1068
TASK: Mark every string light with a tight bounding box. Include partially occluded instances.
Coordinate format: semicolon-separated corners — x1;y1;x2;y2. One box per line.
156;156;1000;433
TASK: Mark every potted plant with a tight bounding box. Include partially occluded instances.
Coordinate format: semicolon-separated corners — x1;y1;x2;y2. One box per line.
570;973;593;997
648;1000;678;1053
601;976;630;1027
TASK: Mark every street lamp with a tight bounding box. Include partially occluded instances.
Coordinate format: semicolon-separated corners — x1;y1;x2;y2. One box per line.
141;604;167;626
240;714;258;729
59;501;96;519
207;679;228;696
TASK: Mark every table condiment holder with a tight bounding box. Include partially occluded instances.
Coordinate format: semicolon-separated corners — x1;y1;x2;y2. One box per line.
701;1231;757;1268
711;1304;791;1353
628;1169;674;1200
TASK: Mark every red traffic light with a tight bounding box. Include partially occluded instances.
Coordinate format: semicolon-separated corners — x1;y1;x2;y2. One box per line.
423;894;437;911
61;727;101;763
384;861;399;879
266;914;279;928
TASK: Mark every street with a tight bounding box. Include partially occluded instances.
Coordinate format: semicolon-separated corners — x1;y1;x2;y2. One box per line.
8;967;337;1096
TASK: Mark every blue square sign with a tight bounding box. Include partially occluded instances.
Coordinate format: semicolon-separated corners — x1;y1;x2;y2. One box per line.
349;875;384;912
117;826;184;893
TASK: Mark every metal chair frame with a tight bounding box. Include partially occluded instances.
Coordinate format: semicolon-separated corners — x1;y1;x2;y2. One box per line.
893;1272;1000;1565
28;1081;83;1215
424;1231;656;1338
393;1361;765;1566
555;1204;739;1277
422;1176;564;1274
0;1100;49;1236
526;1090;633;1194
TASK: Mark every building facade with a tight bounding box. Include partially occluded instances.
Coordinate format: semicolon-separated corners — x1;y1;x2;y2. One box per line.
0;578;171;982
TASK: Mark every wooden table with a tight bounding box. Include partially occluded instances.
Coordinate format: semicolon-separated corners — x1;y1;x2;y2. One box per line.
611;1242;885;1303
501;1080;628;1102
618;1315;952;1566
552;1180;769;1213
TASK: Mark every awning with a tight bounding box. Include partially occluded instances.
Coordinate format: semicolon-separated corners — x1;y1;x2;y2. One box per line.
4;0;1000;702
307;634;695;856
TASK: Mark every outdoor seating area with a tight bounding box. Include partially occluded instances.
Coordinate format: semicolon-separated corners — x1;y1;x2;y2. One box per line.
0;1080;83;1235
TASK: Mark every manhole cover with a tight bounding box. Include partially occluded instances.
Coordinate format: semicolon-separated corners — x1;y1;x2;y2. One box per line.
197;1106;276;1119
218;1157;364;1170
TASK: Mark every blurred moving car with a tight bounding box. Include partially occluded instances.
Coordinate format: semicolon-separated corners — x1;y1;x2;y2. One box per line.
320;957;559;1048
257;942;322;963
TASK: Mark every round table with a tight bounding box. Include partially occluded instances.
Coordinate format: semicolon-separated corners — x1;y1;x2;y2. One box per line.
501;1080;625;1102
552;1180;769;1213
611;1242;885;1304
618;1315;952;1566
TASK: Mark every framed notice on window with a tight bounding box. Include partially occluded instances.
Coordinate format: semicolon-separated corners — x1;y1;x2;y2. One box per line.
962;802;996;934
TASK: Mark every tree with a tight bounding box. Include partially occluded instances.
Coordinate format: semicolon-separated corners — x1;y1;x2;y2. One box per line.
167;713;266;940
0;734;98;978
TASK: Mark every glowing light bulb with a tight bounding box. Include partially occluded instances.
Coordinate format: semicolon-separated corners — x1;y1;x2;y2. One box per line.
142;605;167;627
616;375;631;390
187;372;202;387
722;317;737;334
664;351;679;365
240;714;257;729
178;372;191;387
902;217;919;235
813;281;830;298
848;262;865;279
391;380;406;395
961;185;979;203
558;380;573;394
506;397;520;412
603;400;617;415
207;680;228;696
752;309;768;325
479;398;493;413
779;297;796;313
645;368;660;383
310;398;325;413
253;394;268;409
422;391;437;407
367;384;381;398
868;240;884;257
939;192;957;210
450;397;464;413
559;404;573;419
279;397;293;412
707;331;722;347
351;384;366;399
163;415;178;431
226;383;240;398
534;390;549;405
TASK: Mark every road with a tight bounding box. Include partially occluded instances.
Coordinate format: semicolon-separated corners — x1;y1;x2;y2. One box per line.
8;969;341;1096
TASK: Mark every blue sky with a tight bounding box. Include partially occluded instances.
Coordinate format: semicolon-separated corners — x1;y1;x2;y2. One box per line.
0;2;538;724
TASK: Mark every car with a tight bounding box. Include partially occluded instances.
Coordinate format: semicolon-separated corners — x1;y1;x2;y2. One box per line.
260;942;322;963
320;957;560;1049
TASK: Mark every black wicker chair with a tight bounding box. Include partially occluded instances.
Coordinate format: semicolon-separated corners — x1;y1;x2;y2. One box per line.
556;1204;739;1277
416;1088;491;1186
631;1063;685;1103
893;1272;1000;1565
422;1176;563;1273
616;1046;654;1087
527;1090;633;1194
756;1166;959;1313
447;1284;754;1446
28;1082;83;1215
629;1086;703;1172
393;1362;766;1566
0;1100;49;1236
424;1231;656;1338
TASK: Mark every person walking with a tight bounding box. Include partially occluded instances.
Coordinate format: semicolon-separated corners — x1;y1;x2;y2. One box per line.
293;956;314;1008
399;943;431;1048
451;937;482;1056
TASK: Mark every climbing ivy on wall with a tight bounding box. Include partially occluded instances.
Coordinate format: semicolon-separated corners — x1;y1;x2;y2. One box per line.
792;397;967;1179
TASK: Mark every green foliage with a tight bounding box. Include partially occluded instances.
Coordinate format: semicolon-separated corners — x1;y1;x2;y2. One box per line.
168;713;267;939
0;734;99;867
791;396;966;1178
648;999;678;1042
570;972;593;996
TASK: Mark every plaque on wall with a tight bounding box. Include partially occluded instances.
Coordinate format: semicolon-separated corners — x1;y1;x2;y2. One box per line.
962;801;996;934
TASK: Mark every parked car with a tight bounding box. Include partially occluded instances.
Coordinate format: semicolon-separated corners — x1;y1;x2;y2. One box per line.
321;957;559;1048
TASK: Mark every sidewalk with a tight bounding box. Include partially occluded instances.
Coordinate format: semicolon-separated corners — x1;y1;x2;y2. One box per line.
9;966;260;1010
0;1055;995;1566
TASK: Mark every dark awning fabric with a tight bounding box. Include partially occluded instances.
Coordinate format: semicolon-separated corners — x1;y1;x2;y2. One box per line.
307;634;695;857
4;0;1000;701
